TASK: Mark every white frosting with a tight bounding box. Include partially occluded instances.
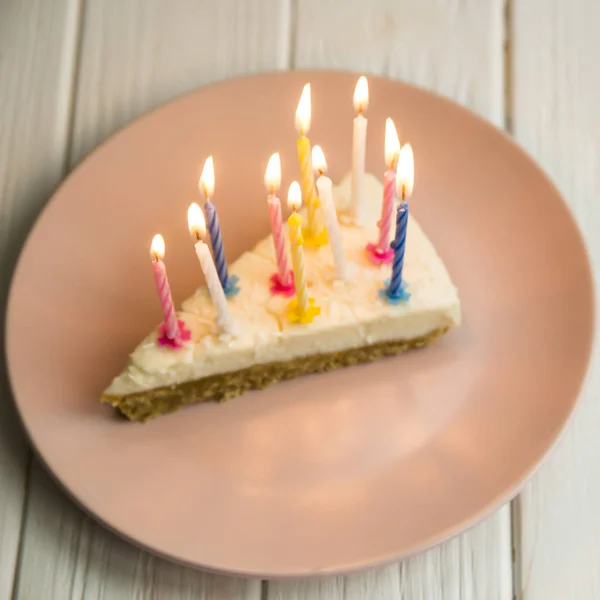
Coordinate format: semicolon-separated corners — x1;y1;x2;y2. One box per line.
105;174;461;396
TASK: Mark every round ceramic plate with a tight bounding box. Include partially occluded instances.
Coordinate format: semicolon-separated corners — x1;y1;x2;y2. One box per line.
6;72;594;578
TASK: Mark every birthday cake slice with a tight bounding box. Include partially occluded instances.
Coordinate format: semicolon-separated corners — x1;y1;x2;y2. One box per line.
102;173;460;422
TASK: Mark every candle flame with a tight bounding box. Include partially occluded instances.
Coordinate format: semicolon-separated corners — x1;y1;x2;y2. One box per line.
396;144;415;199
265;153;281;193
287;181;302;211
353;76;369;114
385;118;400;168
187;202;206;238
295;83;311;135
150;234;165;260
199;156;215;199
311;145;327;173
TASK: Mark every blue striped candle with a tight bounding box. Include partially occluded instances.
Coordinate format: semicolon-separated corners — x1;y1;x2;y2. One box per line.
204;200;239;297
380;143;414;304
388;202;409;295
379;201;410;303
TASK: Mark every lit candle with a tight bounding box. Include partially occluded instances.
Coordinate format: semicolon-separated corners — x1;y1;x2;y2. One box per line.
188;203;237;335
150;234;178;340
295;83;324;243
150;234;190;347
379;118;400;252
286;182;321;324
312;145;347;280
366;118;400;264
380;144;414;304
351;76;369;223
265;153;294;295
287;182;308;314
199;156;239;297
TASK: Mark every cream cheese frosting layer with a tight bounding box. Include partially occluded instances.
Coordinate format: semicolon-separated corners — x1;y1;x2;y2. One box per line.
104;173;460;397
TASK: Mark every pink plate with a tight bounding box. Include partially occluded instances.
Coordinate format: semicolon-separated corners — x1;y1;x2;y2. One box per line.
6;72;594;577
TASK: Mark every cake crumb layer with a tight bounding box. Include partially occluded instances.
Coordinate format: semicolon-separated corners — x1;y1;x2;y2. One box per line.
103;327;449;422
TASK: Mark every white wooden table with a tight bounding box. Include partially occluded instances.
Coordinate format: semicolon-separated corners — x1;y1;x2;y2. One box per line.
1;1;598;598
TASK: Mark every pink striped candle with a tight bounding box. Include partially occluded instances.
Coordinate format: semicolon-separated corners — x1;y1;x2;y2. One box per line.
265;153;294;295
366;119;400;265
150;234;178;340
378;119;401;252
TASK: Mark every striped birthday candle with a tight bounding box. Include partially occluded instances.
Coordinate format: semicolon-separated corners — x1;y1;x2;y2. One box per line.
388;202;409;296
381;144;414;304
199;156;239;297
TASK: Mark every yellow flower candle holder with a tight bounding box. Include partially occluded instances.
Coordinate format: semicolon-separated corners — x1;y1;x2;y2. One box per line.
286;297;321;325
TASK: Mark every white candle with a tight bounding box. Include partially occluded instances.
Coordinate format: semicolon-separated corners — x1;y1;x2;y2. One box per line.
312;146;347;280
351;76;369;223
187;203;237;335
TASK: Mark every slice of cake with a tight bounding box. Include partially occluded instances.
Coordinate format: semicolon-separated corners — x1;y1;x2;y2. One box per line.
102;173;460;422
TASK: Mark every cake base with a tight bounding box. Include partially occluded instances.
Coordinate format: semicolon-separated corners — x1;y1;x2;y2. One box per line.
102;327;449;422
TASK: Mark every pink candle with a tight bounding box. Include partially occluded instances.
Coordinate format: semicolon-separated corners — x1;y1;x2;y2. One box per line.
377;118;401;252
366;119;400;266
150;234;178;340
265;153;294;295
377;168;396;252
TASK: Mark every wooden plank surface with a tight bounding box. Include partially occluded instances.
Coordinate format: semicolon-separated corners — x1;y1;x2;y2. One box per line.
268;507;512;600
5;0;600;597
69;0;292;164
12;1;288;598
511;2;600;599
14;463;261;599
0;0;80;597
269;1;512;598
292;0;505;126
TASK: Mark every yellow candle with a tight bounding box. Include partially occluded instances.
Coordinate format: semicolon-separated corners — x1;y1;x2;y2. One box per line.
286;181;320;324
295;83;323;242
297;139;316;235
287;182;308;313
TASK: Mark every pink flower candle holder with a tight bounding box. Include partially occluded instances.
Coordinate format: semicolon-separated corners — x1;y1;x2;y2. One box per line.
365;242;394;265
270;271;295;297
157;319;191;349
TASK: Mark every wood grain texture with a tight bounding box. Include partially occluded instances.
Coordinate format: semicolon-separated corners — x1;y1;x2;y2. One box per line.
268;507;512;600
511;2;600;599
270;1;513;598
0;0;80;597
13;0;290;598
69;0;292;165
293;0;505;126
14;462;260;600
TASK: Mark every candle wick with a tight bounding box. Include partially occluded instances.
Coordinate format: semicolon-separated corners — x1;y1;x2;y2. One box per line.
401;184;406;202
318;169;324;177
